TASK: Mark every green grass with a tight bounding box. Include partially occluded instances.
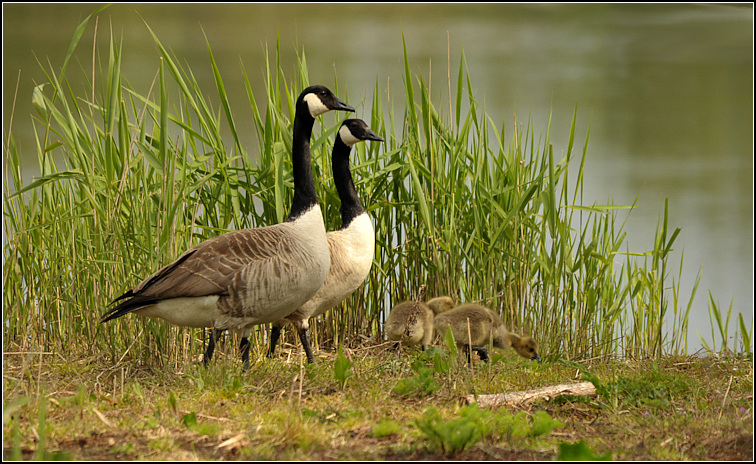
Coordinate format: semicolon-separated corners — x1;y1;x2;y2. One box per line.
1;345;752;460
6;11;747;367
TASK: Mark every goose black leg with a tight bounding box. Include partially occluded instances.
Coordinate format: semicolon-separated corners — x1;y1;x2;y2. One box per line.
203;328;224;366
267;325;282;358
297;327;316;364
473;346;489;363
240;337;251;370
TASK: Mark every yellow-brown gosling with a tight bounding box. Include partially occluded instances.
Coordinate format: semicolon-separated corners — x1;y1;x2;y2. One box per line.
385;296;456;351
432;303;541;365
427;296;455;316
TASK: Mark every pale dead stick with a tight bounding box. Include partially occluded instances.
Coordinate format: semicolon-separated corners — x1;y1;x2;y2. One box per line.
467;382;597;408
718;375;735;421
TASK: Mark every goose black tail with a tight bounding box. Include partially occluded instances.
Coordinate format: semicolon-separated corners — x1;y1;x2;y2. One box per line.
101;249;197;323
100;294;159;323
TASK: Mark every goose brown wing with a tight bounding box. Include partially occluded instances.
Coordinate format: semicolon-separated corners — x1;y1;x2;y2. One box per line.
130;225;291;300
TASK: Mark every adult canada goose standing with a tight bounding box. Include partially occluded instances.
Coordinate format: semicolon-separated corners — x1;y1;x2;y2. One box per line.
267;119;383;363
433;303;541;365
385;296;456;351
100;85;355;369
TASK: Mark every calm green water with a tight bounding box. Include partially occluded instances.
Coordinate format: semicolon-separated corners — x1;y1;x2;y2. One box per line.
3;3;753;352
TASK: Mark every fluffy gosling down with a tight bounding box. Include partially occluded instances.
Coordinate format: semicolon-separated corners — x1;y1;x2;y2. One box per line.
432;303;541;364
385;296;455;350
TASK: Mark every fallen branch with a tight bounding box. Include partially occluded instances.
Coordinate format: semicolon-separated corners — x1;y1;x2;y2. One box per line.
466;381;596;408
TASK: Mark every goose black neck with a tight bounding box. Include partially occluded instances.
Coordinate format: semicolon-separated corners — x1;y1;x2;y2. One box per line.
332;136;365;229
288;111;319;221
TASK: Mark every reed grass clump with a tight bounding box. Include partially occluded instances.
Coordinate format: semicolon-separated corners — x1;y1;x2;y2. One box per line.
3;14;726;367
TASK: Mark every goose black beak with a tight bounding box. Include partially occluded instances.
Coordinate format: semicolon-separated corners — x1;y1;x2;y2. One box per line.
332;98;355;113
533;354;542;364
364;128;384;143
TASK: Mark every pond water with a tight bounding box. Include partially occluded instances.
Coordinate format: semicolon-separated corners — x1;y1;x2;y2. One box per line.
3;3;753;352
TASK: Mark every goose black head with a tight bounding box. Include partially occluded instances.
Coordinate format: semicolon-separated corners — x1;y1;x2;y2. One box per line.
338;119;384;147
300;85;355;118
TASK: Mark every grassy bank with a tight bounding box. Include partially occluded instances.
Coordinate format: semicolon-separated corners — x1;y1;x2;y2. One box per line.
2;345;752;460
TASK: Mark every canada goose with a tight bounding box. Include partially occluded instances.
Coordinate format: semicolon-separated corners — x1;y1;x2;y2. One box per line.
267;119;384;363
432;303;541;365
385;296;456;351
100;85;355;369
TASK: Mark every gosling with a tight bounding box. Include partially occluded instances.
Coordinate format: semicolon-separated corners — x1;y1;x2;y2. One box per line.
432;303;541;365
385;296;455;351
427;296;455;316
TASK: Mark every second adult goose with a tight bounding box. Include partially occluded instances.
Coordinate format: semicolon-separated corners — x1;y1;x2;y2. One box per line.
267;119;384;363
100;85;354;369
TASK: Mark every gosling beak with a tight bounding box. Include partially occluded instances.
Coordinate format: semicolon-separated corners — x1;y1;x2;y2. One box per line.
533;354;542;364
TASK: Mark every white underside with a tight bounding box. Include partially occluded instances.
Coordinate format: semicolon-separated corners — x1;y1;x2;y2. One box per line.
285;213;374;328
138;296;221;328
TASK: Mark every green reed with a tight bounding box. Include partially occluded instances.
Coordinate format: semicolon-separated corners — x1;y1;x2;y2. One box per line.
3;15;715;366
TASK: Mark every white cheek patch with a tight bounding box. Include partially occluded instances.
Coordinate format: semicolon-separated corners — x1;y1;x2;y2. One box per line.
304;93;330;117
339;125;360;146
